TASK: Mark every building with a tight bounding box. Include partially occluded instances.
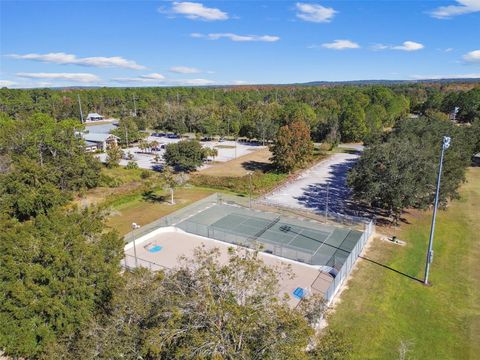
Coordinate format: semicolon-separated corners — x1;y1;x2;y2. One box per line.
85;112;104;122
83;133;119;152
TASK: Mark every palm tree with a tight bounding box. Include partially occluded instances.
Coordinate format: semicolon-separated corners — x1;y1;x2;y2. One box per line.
150;140;160;152
138;140;148;153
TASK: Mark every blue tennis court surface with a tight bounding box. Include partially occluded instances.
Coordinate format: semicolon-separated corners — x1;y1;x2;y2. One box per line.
177;203;363;269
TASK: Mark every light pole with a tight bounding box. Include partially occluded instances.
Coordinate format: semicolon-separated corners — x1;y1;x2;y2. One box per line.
424;136;451;285
131;222;141;268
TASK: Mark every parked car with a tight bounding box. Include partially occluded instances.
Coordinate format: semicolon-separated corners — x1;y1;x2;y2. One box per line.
167;133;180;139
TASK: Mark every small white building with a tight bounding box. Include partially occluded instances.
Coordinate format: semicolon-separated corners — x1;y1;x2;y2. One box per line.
86;112;104;122
83;133;119;152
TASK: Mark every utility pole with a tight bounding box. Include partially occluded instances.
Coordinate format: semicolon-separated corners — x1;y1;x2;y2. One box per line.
424;136;451;285
77;94;84;123
132;94;137;117
124;123;129;147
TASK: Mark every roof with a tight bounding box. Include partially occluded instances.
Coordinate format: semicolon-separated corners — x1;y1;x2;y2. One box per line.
83;133;119;142
87;113;103;118
85;122;117;134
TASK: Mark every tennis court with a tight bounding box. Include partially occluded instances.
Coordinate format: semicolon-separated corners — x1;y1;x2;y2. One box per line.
177;203;363;269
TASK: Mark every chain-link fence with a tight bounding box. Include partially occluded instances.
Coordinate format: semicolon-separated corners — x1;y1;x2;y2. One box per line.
123;193;219;243
323;220;374;305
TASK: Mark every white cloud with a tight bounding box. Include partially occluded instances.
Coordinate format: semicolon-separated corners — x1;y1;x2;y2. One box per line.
232;80;249;85
112;73;166;83
141;73;166;80
392;41;424;51
463;50;480;63
169;66;201;74
190;33;280;42
111;74;214;86
430;0;480;19
372;41;424;52
321;39;360;50
410;73;480;80
16;72;101;83
173;78;215;86
165;2;228;21
8;52;145;70
0;80;16;87
295;2;337;23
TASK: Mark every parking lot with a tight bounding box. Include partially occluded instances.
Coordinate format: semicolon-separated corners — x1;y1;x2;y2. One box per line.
97;136;263;171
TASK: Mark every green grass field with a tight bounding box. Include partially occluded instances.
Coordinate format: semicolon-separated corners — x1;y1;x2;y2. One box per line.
328;167;480;359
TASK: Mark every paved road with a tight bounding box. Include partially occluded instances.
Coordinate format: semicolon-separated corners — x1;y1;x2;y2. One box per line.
263;150;362;218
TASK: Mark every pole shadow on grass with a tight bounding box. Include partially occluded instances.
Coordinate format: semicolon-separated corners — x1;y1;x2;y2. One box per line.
359;256;424;284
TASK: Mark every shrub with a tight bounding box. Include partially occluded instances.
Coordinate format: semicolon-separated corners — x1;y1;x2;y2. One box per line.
125;161;139;170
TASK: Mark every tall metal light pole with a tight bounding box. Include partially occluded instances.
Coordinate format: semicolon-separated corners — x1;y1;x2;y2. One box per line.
131;222;141;268
424;136;451;285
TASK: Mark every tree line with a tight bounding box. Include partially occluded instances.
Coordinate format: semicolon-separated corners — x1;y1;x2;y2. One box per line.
0;84;434;144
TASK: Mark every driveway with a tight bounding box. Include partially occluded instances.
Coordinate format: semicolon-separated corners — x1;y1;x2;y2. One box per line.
262;149;364;218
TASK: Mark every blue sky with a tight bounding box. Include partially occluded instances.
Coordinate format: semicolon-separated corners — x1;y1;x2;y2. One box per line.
0;1;479;87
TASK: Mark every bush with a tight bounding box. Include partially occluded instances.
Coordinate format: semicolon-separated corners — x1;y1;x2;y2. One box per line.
140;170;152;179
98;173;123;188
125;161;139;170
190;171;287;195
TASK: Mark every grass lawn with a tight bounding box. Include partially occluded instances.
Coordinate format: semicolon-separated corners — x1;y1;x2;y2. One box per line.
106;187;215;236
328;167;480;359
199;147;272;177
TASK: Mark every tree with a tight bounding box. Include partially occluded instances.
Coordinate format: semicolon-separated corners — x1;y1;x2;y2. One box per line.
0;113;101;220
0;208;124;359
204;146;218;161
271;120;314;173
348;117;475;222
105;144;123;168
50;247;338;360
364;104;387;144
161;165;184;204
112;117;143;146
0;157;69;220
340;101;367;142
163;139;207;172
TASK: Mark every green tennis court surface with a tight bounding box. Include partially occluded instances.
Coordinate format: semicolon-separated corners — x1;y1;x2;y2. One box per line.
177;204;363;268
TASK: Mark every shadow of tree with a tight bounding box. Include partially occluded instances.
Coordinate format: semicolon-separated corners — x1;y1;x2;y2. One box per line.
142;191;166;203
294;159;366;217
241;160;273;172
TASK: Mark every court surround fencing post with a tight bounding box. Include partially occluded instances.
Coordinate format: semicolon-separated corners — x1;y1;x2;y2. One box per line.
131;222;141;267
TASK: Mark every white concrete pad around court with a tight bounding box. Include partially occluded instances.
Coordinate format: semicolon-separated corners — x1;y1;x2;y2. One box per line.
124;226;332;308
262;150;361;216
97;139;263;170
